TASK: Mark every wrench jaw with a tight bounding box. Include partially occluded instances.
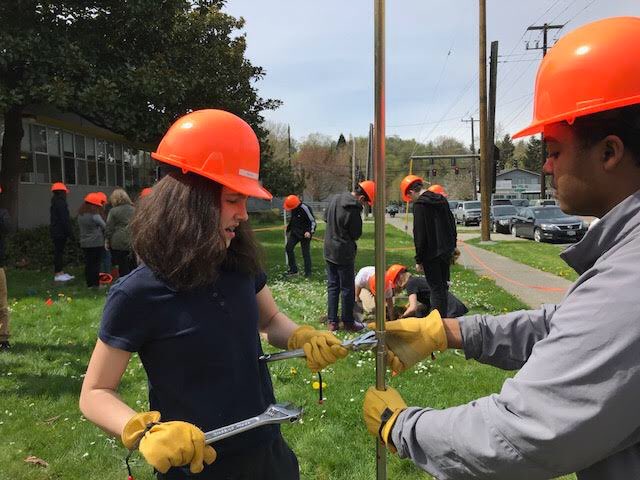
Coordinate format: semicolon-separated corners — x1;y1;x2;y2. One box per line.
204;403;303;444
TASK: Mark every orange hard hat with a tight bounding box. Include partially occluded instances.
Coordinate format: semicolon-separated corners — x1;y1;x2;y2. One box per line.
385;264;407;286
84;192;104;207
99;273;113;285
283;195;301;211
96;192;108;205
514;17;640;139
140;187;153;198
427;184;448;197
368;274;392;296
400;175;423;202
358;180;376;206
151;109;272;200
51;182;68;193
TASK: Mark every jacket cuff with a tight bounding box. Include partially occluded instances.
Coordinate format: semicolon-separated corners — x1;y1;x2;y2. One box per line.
458;315;483;360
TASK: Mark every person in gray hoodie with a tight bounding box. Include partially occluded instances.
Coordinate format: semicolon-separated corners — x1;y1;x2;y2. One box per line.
106;188;136;277
78;193;106;288
323;180;375;332
363;17;640;480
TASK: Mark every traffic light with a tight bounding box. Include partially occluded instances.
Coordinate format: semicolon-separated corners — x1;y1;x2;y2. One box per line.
431;169;437;177
454;166;460;175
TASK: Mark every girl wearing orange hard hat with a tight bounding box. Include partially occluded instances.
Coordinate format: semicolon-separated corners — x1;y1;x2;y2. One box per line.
77;193;106;288
80;110;345;479
50;182;75;283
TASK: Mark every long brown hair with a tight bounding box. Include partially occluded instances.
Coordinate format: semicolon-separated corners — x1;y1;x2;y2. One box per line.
77;202;103;216
130;170;263;290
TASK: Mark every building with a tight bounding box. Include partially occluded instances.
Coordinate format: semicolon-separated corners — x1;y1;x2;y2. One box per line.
1;105;157;228
493;167;554;201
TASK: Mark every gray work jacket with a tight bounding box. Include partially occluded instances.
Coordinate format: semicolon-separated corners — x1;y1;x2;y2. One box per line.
392;190;640;479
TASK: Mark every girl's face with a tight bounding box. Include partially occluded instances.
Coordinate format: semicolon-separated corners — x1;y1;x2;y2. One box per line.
220;186;249;247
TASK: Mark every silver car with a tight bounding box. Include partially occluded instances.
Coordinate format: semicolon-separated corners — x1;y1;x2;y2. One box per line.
455;201;481;226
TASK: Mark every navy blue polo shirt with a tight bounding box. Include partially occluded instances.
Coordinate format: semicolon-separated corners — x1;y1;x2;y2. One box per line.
99;265;279;458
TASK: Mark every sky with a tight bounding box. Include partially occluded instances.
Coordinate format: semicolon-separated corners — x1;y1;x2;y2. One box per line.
223;1;640;146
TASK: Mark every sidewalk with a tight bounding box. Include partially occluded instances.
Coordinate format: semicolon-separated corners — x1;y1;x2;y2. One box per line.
386;215;572;308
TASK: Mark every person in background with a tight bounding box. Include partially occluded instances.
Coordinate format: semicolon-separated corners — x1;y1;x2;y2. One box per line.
106;189;136;277
400;177;456;316
283;194;316;277
323;180;375;332
386;264;468;319
353;266;394;321
0;187;11;351
49;182;75;282
363;17;640;479
79;110;348;479
78;193;106;288
96;192;113;276
139;187;153;199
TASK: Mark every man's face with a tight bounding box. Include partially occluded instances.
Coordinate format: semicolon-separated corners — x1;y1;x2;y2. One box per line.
408;189;421;202
543;123;603;216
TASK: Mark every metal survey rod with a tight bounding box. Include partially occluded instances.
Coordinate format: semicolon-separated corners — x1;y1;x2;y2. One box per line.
374;0;387;478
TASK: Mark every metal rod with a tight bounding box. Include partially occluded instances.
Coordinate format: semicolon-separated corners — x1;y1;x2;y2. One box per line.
479;0;490;242
374;0;387;478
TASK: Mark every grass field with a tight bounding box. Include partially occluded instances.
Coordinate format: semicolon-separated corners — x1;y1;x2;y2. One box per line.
0;221;575;479
465;236;579;281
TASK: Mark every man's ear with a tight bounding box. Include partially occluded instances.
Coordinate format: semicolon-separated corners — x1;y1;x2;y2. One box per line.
601;135;625;172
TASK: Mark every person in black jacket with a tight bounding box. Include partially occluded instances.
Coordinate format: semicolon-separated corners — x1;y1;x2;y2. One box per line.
49;182;75;282
283;195;316;277
400;176;456;316
323;180;375;332
0;188;11;351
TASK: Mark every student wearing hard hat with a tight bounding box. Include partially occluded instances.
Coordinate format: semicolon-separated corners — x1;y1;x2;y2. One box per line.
364;17;640;479
80;110;348;479
399;176;457;317
49;182;75;282
323;179;375;332
353;266;395;321
283;194;316;277
77;192;106;288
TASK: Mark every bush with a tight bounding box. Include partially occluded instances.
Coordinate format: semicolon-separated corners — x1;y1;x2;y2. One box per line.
249;208;282;226
7;220;84;270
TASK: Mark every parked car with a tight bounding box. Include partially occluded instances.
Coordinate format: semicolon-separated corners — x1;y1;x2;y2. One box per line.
455;201;481;226
448;200;460;212
530;199;558;207
510;199;530;207
490;205;518;233
386;204;399;217
511;206;587;242
491;198;513;206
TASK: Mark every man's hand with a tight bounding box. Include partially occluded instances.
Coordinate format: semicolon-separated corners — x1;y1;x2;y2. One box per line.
363;386;407;452
122;412;217;474
415;263;423;273
304;231;311;239
368;310;447;373
288;325;348;372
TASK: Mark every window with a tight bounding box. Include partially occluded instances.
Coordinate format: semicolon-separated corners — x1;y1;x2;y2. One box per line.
62;132;76;185
106;142;116;186
35;153;49;183
115;144;123;186
48;128;62;183
86;137;97;185
20;123;35;183
97;140;106;186
124;148;136;189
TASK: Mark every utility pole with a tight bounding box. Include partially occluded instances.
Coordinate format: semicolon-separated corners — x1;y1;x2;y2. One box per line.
287;124;292;165
487;41;499;196
527;23;563;199
478;0;490;242
461;117;477;200
351;134;356;190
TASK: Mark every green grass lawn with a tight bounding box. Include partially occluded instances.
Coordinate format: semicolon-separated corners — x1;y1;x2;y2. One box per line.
0;221;575;480
465;236;579;281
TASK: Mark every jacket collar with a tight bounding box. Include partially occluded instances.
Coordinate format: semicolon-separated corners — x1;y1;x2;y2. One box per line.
561;190;640;275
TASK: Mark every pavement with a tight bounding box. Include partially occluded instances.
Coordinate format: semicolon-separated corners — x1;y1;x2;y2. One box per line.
386;215;573;308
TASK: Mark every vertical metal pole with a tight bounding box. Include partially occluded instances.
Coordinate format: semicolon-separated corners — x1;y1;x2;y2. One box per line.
374;0;387;478
479;0;490;242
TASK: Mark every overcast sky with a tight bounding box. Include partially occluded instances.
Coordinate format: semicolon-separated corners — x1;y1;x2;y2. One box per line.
223;1;639;146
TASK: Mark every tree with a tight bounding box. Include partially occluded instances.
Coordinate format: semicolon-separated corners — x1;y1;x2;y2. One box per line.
523;136;544;172
295;134;350;201
0;1;280;225
497;134;516;170
262;122;304;197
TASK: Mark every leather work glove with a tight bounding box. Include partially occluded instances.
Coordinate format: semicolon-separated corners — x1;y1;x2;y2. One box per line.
363;386;407;452
369;310;447;373
288;325;348;372
121;411;217;474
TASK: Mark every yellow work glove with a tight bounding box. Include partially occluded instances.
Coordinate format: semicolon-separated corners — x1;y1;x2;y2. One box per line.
363;386;407;452
369;310;447;373
288;325;348;372
121;411;217;474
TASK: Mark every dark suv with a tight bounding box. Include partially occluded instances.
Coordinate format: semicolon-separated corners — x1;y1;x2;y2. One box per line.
490;205;518;233
512;206;587;242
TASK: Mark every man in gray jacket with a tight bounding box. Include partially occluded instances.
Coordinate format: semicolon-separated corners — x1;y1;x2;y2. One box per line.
323;180;375;332
363;17;640;479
